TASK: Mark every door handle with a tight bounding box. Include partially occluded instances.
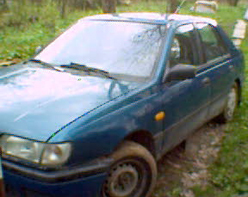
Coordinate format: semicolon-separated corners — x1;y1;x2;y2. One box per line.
202;77;210;86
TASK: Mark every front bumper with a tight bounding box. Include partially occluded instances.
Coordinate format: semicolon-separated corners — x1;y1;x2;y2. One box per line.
2;158;112;197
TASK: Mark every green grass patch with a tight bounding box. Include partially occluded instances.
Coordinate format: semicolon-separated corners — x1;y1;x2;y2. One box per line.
0;2;101;61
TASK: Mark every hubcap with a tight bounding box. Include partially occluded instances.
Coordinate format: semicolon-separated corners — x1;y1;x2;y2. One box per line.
107;164;139;197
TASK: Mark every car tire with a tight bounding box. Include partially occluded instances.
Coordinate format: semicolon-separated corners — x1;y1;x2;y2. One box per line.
102;141;157;197
216;83;238;123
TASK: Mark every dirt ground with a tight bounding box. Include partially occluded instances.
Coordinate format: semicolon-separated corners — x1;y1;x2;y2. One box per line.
151;122;226;197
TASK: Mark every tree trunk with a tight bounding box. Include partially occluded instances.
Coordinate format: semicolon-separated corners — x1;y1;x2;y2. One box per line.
233;0;239;6
1;0;8;10
102;0;116;13
228;0;240;6
169;0;178;13
58;0;68;19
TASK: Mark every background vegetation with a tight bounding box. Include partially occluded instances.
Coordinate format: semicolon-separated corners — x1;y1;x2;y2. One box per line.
0;0;247;196
0;0;246;61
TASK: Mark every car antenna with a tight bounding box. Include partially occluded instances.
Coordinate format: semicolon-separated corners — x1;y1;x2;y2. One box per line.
175;0;186;14
165;0;186;21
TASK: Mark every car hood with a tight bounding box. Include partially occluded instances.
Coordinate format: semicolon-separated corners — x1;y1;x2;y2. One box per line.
0;66;139;141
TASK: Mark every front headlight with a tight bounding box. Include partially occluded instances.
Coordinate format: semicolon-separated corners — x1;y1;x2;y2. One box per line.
0;135;71;166
41;143;71;165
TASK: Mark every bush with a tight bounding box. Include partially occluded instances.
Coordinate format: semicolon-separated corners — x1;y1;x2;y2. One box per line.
0;0;60;28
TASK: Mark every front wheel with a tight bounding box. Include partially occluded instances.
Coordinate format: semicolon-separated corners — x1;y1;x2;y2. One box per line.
102;141;157;197
216;83;238;123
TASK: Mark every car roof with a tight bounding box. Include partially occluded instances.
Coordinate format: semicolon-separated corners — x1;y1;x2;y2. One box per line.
82;12;217;26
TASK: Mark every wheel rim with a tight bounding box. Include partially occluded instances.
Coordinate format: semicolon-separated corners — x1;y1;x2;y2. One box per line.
109;164;138;196
225;87;237;120
103;159;149;197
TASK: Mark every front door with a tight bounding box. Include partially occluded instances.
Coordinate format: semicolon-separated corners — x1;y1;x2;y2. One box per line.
158;24;211;155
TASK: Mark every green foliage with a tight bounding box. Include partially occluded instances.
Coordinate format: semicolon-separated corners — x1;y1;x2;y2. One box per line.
0;2;100;61
0;0;60;29
117;0;168;13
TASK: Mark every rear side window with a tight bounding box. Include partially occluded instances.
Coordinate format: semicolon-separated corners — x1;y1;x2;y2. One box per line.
195;23;228;62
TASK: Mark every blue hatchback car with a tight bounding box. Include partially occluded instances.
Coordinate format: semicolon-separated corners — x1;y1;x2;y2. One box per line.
0;13;245;197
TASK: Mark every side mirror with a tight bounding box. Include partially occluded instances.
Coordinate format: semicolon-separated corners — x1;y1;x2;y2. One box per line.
166;64;196;82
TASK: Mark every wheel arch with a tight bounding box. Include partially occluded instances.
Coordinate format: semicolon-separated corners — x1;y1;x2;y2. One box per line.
114;130;156;157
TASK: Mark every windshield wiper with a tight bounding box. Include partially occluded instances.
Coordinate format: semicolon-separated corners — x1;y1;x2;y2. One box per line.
60;63;116;80
24;59;63;72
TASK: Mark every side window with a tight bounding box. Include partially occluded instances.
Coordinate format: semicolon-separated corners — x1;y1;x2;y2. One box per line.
195;23;228;62
169;24;197;68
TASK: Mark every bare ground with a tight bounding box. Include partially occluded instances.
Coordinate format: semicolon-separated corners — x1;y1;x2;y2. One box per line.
151;122;226;197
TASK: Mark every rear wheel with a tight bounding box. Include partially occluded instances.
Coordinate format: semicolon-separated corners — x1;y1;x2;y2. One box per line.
216;83;238;123
102;141;157;197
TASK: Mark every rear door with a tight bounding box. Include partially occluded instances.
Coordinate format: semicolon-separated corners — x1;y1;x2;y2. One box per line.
194;23;235;118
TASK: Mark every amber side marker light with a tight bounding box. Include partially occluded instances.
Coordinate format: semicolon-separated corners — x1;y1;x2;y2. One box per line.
155;111;165;121
0;148;6;197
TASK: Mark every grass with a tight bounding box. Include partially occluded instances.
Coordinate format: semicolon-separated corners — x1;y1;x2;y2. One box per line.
0;4;101;61
1;1;248;196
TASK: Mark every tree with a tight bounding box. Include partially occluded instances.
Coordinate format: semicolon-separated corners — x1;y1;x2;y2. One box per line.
0;0;8;10
228;0;240;6
102;0;116;13
169;0;178;13
59;0;68;19
1;0;6;5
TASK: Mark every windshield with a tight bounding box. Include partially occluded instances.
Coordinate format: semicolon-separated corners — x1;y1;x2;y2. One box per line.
36;20;166;80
